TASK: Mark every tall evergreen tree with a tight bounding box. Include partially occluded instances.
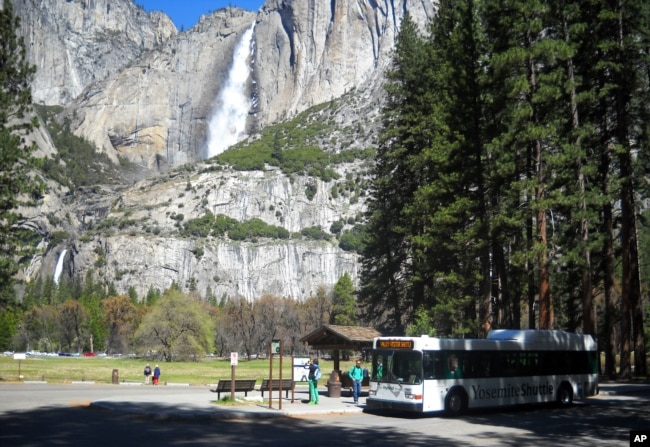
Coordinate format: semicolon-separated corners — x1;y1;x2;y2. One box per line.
358;14;432;334
607;0;649;378
0;2;40;348
330;273;357;326
410;0;491;336
575;0;649;378
482;0;577;330
0;2;40;301
573;0;621;377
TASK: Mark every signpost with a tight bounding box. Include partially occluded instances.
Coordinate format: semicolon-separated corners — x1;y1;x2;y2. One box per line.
14;353;26;379
269;339;282;410
230;352;238;400
278;340;283;409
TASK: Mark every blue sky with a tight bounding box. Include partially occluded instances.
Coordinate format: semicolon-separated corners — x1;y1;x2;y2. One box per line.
137;1;266;30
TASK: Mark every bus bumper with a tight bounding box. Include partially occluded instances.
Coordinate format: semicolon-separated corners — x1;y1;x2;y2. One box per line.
366;398;423;412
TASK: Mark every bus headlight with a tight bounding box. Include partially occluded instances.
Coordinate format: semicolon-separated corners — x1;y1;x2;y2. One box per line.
404;388;423;400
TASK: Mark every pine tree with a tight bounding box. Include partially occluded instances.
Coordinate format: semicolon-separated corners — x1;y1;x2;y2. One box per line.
330;273;357;326
573;0;649;378
410;0;491;336
0;3;40;312
482;0;578;330
604;0;648;378
358;14;431;334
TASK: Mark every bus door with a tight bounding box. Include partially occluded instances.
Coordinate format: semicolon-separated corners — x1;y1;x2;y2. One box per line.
422;351;447;411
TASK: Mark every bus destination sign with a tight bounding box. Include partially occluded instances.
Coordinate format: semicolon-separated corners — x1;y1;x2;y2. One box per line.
378;339;414;349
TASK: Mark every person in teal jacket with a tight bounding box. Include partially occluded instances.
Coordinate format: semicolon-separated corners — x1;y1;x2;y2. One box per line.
349;360;364;404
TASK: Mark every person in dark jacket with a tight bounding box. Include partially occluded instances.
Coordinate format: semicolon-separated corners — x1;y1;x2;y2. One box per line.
308;359;320;404
143;364;152;384
153;364;161;385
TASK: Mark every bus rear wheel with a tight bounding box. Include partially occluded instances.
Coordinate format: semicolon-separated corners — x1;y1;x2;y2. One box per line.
445;388;467;416
557;383;573;406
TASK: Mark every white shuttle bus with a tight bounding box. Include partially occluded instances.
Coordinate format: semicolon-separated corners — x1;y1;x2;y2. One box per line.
366;330;598;415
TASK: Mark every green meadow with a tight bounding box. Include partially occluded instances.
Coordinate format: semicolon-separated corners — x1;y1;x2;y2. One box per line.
0;355;354;385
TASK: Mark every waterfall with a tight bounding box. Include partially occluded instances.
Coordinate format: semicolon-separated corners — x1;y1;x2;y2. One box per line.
206;22;256;158
53;249;67;285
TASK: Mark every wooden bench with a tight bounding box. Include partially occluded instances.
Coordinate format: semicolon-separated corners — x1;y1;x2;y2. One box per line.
210;379;257;399
258;379;294;398
339;371;370;395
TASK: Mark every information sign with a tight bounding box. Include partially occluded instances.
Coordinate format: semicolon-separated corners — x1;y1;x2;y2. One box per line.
293;357;311;382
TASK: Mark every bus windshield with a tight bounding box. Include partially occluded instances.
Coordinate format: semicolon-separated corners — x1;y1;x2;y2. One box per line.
372;350;423;384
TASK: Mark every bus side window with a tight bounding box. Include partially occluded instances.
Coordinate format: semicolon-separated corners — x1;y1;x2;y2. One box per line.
434;354;444;378
469;352;491;378
423;352;440;379
502;352;518;377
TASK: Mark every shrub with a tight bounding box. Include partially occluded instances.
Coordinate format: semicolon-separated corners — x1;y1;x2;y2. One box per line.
305;181;317;201
301;226;330;241
180;212;216;238
329;220;345;235
338;224;367;253
181;213;289;241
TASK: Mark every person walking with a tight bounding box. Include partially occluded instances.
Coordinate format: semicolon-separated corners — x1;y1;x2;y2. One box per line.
308;359;321;404
143;364;152;384
349;359;364;404
153;364;161;385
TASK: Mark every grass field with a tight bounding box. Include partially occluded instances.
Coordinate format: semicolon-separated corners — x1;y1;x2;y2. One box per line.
0;355;353;385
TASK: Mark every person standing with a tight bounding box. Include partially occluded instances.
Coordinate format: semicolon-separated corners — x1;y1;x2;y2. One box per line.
143;364;152;384
376;360;383;380
153;364;161;385
349;359;364;404
308;359;321;404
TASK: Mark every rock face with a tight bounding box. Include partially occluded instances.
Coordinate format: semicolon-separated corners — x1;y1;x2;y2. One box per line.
15;0;435;169
62;162;368;299
64;9;259;167
13;0;177;106
253;0;436;124
75;235;360;303
10;0;436;301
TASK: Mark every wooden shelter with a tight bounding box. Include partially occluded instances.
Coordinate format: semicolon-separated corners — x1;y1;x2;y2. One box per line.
300;325;382;374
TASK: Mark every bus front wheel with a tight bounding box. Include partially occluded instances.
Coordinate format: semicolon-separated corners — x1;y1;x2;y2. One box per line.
557;383;573;406
445;388;467;416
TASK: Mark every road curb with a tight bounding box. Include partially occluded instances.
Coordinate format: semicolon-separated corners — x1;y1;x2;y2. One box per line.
89;401;291;420
88;400;365;421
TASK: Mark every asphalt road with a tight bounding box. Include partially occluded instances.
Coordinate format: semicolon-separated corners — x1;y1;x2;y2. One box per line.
0;384;648;447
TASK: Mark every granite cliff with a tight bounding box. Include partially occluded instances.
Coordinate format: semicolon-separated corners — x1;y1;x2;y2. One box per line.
10;0;436;301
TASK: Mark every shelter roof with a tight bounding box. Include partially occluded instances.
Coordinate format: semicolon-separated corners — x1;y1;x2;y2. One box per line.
300;325;382;350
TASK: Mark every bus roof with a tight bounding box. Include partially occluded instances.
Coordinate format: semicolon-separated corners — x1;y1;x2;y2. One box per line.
374;330;596;351
488;329;596;350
